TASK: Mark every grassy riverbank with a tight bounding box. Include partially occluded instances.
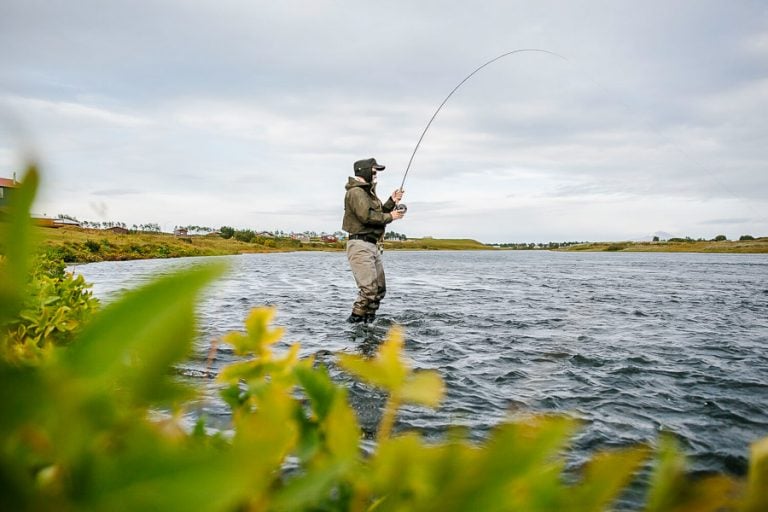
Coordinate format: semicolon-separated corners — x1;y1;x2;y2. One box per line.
36;227;490;263
556;238;768;253
37;227;339;263
383;237;489;251
36;227;768;263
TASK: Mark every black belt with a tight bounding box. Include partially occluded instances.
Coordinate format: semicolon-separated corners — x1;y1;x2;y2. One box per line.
349;234;379;244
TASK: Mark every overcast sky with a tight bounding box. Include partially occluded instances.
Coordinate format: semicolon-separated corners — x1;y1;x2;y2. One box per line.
1;1;766;243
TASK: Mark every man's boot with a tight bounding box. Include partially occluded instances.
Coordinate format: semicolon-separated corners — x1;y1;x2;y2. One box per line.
347;312;366;324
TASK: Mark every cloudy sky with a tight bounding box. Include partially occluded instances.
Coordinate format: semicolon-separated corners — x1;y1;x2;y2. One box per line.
1;1;766;243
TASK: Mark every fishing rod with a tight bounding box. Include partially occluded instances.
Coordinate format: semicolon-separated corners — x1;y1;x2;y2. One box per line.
394;48;567;214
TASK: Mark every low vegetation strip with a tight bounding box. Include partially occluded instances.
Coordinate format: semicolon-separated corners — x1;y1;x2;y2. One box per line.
37;227;490;263
557;239;768;253
34;226;768;265
37;227;344;263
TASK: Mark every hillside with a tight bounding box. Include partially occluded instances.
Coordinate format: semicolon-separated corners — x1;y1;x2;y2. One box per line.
36;227;342;263
557;238;768;253
34;227;491;263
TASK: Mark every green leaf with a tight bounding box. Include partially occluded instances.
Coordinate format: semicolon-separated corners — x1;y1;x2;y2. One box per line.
85;436;255;512
400;370;445;408
644;435;737;512
572;447;649;511
272;464;347;512
337;327;409;392
744;437;768;512
0;165;39;327
295;363;338;421
323;388;360;462
62;262;227;404
222;307;284;357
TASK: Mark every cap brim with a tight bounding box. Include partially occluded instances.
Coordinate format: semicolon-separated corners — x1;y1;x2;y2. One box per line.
372;165;385;170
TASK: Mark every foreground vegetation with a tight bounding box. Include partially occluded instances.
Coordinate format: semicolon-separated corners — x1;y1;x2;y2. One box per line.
3;167;768;511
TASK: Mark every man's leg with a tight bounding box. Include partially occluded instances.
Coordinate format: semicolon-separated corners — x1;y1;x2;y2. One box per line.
366;251;387;321
346;240;379;322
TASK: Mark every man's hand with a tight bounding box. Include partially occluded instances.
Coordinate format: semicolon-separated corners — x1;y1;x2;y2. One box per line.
391;209;405;220
391;189;404;203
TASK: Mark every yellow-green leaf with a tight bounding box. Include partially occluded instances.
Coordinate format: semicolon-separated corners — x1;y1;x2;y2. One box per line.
400;370;445;408
572;447;649;511
337;327;409;392
743;436;768;512
224;307;285;357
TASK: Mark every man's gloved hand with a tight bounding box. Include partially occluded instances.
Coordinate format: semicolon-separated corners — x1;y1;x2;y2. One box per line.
391;209;405;220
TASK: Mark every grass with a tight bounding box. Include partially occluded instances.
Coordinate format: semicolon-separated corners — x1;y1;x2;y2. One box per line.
383;237;489;251
38;227;339;263
37;227;767;264
36;227;491;263
558;238;768;253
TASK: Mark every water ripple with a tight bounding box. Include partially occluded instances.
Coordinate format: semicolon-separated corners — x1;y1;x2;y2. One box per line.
73;250;768;483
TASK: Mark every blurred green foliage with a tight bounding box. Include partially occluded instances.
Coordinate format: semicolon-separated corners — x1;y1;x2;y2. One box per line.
1;165;767;511
2;250;99;363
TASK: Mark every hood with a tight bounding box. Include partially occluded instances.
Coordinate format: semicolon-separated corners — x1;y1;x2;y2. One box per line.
346;177;372;191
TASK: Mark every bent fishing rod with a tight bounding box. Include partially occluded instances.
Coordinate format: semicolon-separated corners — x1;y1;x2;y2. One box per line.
394;48;567;214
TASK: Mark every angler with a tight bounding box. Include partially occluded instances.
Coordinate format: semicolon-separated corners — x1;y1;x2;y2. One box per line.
341;49;563;324
342;158;405;324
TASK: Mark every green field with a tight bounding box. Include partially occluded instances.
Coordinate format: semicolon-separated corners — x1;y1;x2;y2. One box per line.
556;239;768;254
383;237;489;251
36;227;342;263
35;227;491;263
33;227;768;264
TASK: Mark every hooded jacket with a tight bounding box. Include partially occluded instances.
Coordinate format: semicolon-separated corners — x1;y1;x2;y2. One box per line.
342;177;396;239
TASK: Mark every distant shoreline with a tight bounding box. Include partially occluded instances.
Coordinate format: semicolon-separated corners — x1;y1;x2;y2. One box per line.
38;227;768;264
549;239;768;254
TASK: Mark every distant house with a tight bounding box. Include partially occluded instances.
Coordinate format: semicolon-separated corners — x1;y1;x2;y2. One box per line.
53;218;81;228
174;227;189;236
321;235;338;243
0;176;19;208
107;226;129;235
34;217;56;228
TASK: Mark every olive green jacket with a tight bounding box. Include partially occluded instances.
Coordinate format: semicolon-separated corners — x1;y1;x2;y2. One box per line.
342;178;396;238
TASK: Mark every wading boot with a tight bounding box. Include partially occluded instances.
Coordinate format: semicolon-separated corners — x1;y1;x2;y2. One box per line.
347;313;366;324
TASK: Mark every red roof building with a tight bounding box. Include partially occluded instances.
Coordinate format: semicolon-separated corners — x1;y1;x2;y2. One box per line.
0;176;19;207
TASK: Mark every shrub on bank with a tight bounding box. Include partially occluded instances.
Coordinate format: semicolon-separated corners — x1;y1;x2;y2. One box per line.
2;250;99;363
2;167;767;511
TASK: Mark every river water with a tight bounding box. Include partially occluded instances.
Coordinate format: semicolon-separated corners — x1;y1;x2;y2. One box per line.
72;250;768;486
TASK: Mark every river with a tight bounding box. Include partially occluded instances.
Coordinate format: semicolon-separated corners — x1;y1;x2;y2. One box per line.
72;250;768;488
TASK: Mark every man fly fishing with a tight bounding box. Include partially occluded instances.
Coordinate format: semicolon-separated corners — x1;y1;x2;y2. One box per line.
341;50;562;325
342;158;405;324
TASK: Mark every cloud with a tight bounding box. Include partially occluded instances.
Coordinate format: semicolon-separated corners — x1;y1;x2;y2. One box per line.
701;217;753;226
91;188;141;196
1;0;766;241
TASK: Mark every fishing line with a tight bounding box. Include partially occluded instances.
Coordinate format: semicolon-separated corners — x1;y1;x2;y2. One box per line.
396;49;765;230
398;48;567;192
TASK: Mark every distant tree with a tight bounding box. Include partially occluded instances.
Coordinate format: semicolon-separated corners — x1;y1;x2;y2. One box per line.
220;226;235;239
652;236;660;242
57;213;79;221
739;235;755;241
713;234;727;241
384;231;408;241
234;229;256;243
